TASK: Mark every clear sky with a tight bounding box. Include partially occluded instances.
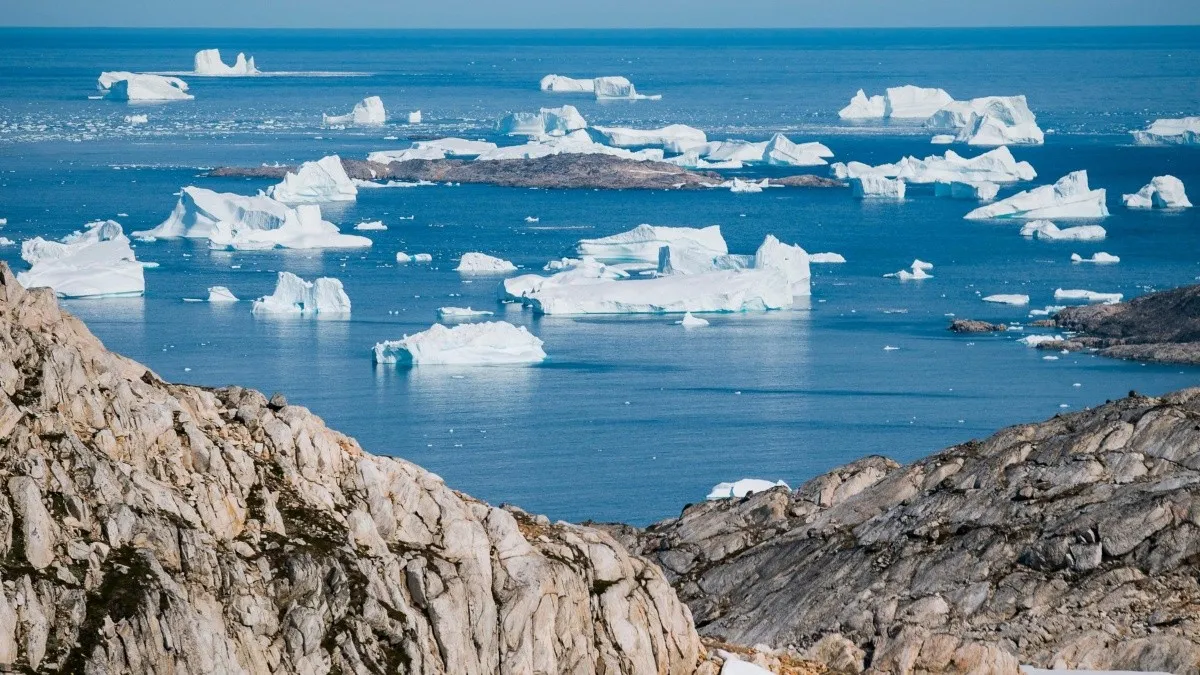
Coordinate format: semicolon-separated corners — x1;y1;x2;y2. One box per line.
4;0;1199;29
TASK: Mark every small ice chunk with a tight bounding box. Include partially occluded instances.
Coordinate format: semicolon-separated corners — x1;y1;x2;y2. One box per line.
457;252;517;274
525;216;540;223
808;252;846;263
677;312;709;327
965;171;1108;220
983;294;1030;305
1020;220;1106;241
414;253;432;262
1019;334;1063;347
884;259;933;280
1071;252;1120;264
354;221;387;231
207;286;238;302
1054;288;1123;304
407;110;422;124
1122;175;1191;209
101;73;193;102
437;307;495;319
267;155;357;204
251;271;351;315
706;479;789;501
373;321;545;365
323;95;385;126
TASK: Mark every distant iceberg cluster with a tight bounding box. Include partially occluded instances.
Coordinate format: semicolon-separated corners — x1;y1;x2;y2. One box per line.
17;220;145;298
540;74;661;100
839;85;1045;146
193;49;259;76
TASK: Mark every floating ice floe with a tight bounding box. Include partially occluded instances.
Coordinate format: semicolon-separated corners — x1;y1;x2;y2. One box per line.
251;271;351;315
207;286;238;302
267;155;358;204
368;137;499;163
1122;175;1191;209
124;114;148;125
590;125;706;152
437;307;495;319
414;253;432;262
540;74;660;100
17;220;145;298
354;221;387;231
931;134;955;144
809;252;846;263
1130;117;1200;145
498;105;588;137
1020;219;1106;241
407;111;422;124
576;224;727;263
1071;252;1120;264
706;479;789;501
1028;305;1066;317
540;74;597;93
136;186;371;250
1019;334;1063;347
677;312;709;327
926;95;1044;146
193;49;259;76
323;95;385;126
838;85;953;120
373;321;546;366
934;180;999;201
983;294;1030;305
965;171;1108;220
0;238;13;247
1054;288;1123;304
525;268;794;315
100;73;193;102
474;129;662;162
456;252;517;274
832;147;1035;185
852;175;905;199
723;178;769;193
884;259;933;280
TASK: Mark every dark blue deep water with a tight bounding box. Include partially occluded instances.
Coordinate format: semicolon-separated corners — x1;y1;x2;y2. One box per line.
1;27;1198;524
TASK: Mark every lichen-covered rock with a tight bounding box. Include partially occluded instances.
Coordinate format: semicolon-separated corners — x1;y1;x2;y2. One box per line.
0;263;700;674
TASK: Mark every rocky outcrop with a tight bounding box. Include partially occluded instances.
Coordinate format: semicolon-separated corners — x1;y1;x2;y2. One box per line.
619;392;1200;673
769;174;845;189
948;319;1007;333
0;263;701;674
1053;284;1200;365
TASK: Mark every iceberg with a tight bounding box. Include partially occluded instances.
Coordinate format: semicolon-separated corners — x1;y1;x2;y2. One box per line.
193;49;259;76
753;235;811;296
498;105;587;137
0;238;12;247
724;178;768;193
965;171;1108;220
885;259;933;280
136;186;371;250
1131;117;1200;145
838;89;886;120
706;479;789;501
540;74;596;93
251;272;351;315
267;155;357;204
702;140;769;164
207;286;238;302
852;175;906;199
354;221;387;231
762;134;832;167
832;147;1035;185
437;307;495;319
413;253;432;262
1054;288;1123;304
368;138;498;163
576;224;727;263
1071;252;1120;264
323;96;385;126
1019;334;1064;348
809;252;846;263
660;150;743;170
1122;175;1191;209
525;268;794;315
590;125;706;152
839;85;952;120
101;73;193;102
473;130;665;163
1019;220;1106;241
456;252;517;274
407;111;422;124
983;294;1030;305
593;75;660;100
17;220;145;298
931;134;955;144
677;312;709;327
500;259;629;304
366;146;446;163
124;114;148;125
373;321;545;366
926;95;1044;146
934;180;1000;201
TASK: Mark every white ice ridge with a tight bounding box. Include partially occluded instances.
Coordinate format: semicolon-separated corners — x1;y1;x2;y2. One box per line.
456;252;517;274
983;294;1030;306
367;138;499;163
965;171;1108;220
1071;252;1120;264
373;321;546;366
706;479;790;501
692;135;834;168
677;312;709;327
193;49;259;76
934;180;999;201
576;224;727;263
831;147;1035;184
1122;175;1192;209
1020;220;1107;241
590;125;707;153
838;85;953;120
17;220;144;298
884;259;933;280
1055;288;1123;304
99;73;193;102
498;105;588;137
207;286;239;302
267;155;358;204
437;307;495;319
524;268;794;315
136;186;372;250
540;74;661;100
852;175;906;199
925;95;1044;146
251;272;351;315
323;96;385;126
1130;117;1200;145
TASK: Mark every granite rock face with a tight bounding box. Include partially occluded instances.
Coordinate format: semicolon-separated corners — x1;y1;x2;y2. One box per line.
0;263;700;674
621;393;1200;674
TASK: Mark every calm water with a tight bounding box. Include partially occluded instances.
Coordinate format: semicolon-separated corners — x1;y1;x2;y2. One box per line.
1;28;1198;524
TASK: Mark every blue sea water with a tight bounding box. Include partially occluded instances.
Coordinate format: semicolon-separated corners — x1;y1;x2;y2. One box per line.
1;27;1198;525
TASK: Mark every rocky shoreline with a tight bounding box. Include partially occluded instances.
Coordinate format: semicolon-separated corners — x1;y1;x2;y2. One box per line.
1050;284;1200;365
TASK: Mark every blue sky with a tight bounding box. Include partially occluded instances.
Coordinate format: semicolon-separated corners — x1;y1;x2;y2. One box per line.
4;0;1199;28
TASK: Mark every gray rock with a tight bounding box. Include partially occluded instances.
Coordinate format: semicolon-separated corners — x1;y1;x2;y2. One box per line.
1055;284;1200;364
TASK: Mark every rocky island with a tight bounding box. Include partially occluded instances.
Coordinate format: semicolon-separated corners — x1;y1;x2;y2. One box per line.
1052;284;1200;365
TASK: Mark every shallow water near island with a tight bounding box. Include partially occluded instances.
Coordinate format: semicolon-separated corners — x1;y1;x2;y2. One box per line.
1;27;1199;525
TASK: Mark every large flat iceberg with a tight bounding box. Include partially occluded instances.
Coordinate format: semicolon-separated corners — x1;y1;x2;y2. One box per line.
832;147;1035;185
498;105;587;137
251;272;351;315
267;155;358;204
323;96;385;126
540;74;660;100
17;220;145;298
540;75;596;93
575;224;727;263
926;95;1044;146
1131;117;1200;145
839;85;953;120
373;321;546;366
193;49;259;76
456;252;517;274
136;186;371;250
101;73;193;102
590;125;706;153
525;268;794;315
964;171;1108;220
1020;219;1106;241
1122;175;1191;209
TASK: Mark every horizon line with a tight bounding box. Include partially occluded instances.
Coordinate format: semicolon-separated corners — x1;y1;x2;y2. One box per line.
1;24;1198;30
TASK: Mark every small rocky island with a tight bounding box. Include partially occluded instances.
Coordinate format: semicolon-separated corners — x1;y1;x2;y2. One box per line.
1053;284;1200;364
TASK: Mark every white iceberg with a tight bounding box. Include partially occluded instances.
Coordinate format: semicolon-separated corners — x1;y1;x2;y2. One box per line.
473;129;662;163
809;252;846;263
251;272;351;315
724;178;768;193
368;137;498;163
136;186;371;250
525;268;794;315
373;321;545;366
124;114;148;125
323;96;385;126
838;89;886;120
456;252;517;274
576;224;727;263
1020;220;1106;241
965;171;1108;220
832;147;1034;185
677;312;709;327
839;85;953;120
498;105;587;137
706;479;789;501
762;134;833;167
1019;334;1063;348
1122;175;1191;209
193;49;259;76
396;252;413;263
753;235;811;296
0;238;13;247
267;155;357;204
501;259;629;304
407;111;422;124
413;253;432;262
207;286;239;302
885;259;933;280
594;76;660;100
1131;117;1200;145
661;150;743;170
1071;252;1120;264
983;294;1030;305
17;220;144;298
931;134;955;144
590;124;706;152
852;175;905;199
437;307;495;319
926;95;1044;146
1054;288;1122;304
540;74;596;93
354;221;387;231
934;180;999;201
101;73;192;102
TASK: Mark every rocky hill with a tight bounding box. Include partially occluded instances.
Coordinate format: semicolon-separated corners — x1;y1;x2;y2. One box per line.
1053;284;1200;365
0;263;700;674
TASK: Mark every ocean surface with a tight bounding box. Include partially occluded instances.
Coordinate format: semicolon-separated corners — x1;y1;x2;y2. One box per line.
1;27;1198;525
